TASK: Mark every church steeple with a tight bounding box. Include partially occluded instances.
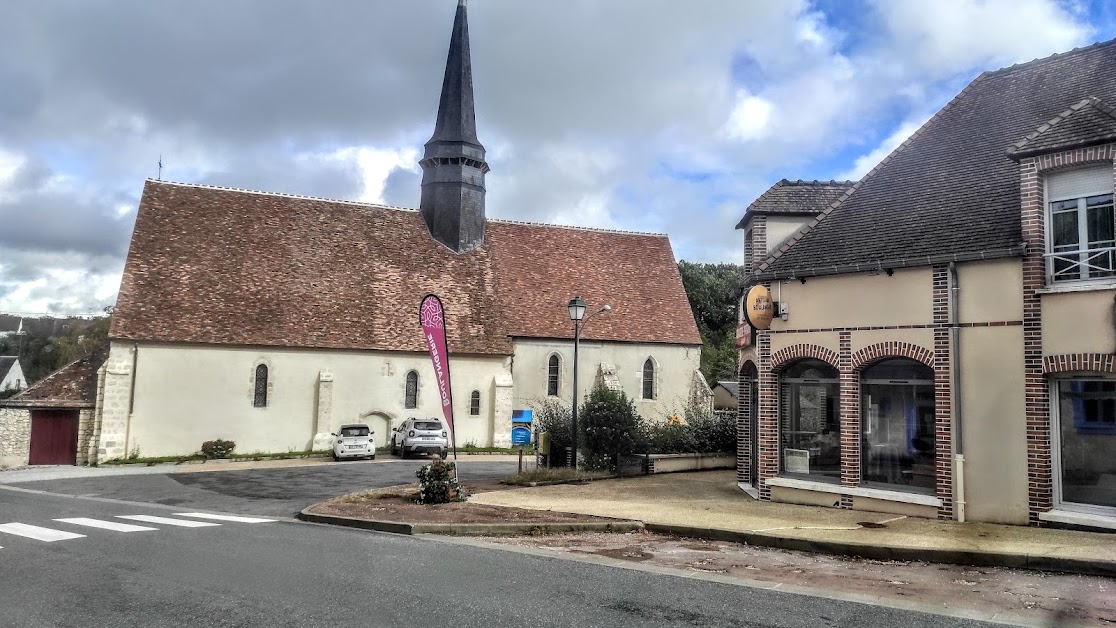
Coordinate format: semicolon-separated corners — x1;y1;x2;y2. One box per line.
419;0;490;254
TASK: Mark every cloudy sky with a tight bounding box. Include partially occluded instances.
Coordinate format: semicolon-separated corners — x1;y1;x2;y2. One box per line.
1;0;1114;316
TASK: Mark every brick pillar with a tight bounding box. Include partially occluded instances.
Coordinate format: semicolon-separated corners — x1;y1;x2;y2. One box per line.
932;265;955;520
838;331;857;508
1020;155;1052;523
736;363;752;485
752;215;768;267
757;329;778;500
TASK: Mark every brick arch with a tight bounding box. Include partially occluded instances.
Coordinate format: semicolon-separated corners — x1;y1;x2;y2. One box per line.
770;344;840;372
1043;353;1116;374
739;360;758;378
851;342;934;373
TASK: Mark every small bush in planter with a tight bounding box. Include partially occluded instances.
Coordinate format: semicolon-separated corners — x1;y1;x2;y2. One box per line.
581;386;644;471
200;439;236;459
416;459;468;504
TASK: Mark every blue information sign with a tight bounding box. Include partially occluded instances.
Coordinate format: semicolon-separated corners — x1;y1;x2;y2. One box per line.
510;426;532;446
511;409;533;424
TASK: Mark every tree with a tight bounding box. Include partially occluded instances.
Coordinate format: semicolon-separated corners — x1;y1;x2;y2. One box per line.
580;386;643;470
677;261;747;383
0;308;112;385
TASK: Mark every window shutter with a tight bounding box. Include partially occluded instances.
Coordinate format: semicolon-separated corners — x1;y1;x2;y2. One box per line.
1048;165;1112;201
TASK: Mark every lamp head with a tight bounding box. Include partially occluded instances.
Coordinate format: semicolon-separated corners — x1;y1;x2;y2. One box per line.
568;296;587;322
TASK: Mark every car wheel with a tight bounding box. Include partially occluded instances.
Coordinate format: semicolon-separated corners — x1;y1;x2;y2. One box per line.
369;454;376;461
439;450;448;460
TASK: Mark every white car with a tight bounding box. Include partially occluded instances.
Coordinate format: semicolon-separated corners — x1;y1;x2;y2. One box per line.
391;418;449;459
332;424;376;461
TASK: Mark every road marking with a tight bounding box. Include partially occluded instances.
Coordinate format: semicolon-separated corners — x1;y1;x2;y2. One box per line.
117;515;220;528
174;513;277;524
55;518;158;532
0;522;86;542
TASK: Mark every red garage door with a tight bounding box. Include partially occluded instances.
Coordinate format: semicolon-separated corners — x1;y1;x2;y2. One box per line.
29;410;79;466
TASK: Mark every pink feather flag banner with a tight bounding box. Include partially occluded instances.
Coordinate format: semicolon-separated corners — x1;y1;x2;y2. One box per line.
419;294;457;456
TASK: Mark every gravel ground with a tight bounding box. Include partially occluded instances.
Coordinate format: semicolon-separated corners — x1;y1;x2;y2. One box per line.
480;530;1116;627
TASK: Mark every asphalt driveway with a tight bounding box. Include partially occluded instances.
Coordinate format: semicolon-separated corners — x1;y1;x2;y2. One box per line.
4;458;519;517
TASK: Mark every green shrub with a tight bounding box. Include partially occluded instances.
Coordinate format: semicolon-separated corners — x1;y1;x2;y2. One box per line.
642;421;699;454
580;386;643;471
416;459;467;504
688;408;736;453
532;398;572;468
200;439;236;459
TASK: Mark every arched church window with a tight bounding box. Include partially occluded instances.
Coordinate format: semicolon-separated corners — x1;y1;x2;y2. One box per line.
469;390;481;416
642;358;655;400
547;355;560;396
405;371;418;409
253;364;268;408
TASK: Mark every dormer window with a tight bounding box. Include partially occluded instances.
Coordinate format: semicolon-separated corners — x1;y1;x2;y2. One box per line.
1046;165;1115;283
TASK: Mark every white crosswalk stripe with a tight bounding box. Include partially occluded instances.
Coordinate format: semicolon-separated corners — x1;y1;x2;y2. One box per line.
174;513;276;524
117;515;221;527
0;522;86;542
55;518;158;532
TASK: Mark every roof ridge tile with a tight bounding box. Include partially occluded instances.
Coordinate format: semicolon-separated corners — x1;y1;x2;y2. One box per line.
146;179;419;214
487;217;667;237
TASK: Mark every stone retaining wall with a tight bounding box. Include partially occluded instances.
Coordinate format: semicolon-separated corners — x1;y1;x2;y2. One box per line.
0;407;31;468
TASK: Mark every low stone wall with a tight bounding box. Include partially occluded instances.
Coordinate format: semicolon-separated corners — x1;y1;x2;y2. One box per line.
0;407;31;468
623;452;735;475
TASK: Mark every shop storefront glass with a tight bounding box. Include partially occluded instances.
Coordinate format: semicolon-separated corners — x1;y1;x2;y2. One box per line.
860;359;936;494
779;360;840;481
1055;378;1116;512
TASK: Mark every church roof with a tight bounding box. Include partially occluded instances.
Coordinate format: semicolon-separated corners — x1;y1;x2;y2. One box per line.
2;344;106;409
110;181;701;354
734;179;855;229
759;38;1116;278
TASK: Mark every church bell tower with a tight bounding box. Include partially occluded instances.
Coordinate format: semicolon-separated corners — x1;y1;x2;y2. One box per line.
419;0;490;254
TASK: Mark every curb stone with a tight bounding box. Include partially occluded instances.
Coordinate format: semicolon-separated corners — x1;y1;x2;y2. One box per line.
298;506;1116;577
296;508;644;536
643;523;1116;578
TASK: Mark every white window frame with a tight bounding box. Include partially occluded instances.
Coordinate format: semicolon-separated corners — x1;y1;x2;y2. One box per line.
1050;374;1116;518
1044;165;1116;285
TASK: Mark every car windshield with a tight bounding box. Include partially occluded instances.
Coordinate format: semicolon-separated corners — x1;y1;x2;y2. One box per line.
414;421;442;431
340;427;369;437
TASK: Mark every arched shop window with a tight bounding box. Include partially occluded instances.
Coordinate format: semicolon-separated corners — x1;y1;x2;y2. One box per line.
861;359;936;493
779;359;840;481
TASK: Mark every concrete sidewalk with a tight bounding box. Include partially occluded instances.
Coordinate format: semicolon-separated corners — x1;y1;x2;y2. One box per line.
470;470;1116;576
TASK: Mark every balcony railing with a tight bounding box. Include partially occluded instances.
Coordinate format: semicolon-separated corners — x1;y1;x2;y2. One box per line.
1045;245;1116;283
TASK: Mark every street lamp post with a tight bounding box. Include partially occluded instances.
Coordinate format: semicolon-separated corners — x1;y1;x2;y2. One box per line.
567;296;610;469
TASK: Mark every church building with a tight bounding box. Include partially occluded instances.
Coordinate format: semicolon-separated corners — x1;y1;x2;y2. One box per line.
1;1;701;465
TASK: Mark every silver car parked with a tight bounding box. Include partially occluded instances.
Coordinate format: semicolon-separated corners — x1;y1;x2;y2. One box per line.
391;418;449;459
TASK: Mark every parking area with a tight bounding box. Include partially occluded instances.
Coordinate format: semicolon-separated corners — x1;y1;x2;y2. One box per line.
2;458;520;517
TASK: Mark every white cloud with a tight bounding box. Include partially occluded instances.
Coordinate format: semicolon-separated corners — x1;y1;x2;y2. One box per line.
871;0;1093;77
723;90;775;141
318;146;419;205
837;116;929;181
0;148;26;202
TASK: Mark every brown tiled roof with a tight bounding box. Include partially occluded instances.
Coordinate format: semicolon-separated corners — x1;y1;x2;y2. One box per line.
1008;96;1116;158
2;344;107;408
734;179;855;229
487;221;701;345
761;39;1116;277
111;181;700;353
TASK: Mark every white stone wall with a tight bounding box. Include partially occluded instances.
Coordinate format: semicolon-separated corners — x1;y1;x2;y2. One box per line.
510;339;701;421
0;407;30;468
109;341;512;458
1;360;25;391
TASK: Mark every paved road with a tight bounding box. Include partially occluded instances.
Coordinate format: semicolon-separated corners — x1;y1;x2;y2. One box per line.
6;459;519;517
0;488;1002;628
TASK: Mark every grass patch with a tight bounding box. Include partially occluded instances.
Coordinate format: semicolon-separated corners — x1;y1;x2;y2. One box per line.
101;450;332;466
501;468;611;486
457;444;523;454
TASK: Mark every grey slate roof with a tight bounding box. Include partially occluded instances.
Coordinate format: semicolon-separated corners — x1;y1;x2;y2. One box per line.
735;179;855;229
1008;96;1116;158
762;39;1116;277
715;380;738;399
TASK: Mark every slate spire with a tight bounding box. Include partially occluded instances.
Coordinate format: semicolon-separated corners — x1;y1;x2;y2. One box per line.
419;0;490;254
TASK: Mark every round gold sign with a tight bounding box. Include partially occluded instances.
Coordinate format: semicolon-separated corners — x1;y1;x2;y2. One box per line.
743;285;774;330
